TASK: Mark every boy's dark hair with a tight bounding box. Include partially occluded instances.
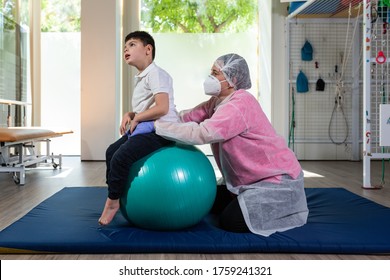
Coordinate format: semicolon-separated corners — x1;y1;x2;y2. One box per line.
125;31;155;60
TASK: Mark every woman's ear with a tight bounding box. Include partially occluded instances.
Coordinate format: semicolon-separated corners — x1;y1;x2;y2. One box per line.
229;77;237;88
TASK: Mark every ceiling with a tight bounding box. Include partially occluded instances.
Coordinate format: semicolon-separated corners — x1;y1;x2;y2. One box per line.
287;0;364;19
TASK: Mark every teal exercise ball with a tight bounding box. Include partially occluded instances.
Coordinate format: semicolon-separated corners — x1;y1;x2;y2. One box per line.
120;144;217;231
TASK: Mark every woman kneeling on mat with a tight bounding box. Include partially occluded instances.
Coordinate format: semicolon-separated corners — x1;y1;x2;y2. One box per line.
155;53;308;236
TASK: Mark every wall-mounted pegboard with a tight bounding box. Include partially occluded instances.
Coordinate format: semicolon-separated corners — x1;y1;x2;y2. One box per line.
287;0;390;188
287;17;362;160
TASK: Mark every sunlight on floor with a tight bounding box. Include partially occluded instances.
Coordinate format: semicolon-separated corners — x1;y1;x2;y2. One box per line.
214;169;222;179
46;167;73;178
303;170;324;178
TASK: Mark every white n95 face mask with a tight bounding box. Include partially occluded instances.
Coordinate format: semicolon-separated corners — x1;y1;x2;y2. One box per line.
203;75;226;96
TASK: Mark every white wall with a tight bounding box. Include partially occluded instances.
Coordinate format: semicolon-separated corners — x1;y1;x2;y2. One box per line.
80;0;121;160
272;2;290;138
259;0;290;138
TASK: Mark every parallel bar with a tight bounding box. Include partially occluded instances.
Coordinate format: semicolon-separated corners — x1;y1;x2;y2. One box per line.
363;0;372;188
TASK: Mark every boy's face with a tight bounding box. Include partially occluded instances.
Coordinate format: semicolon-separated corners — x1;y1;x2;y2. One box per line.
123;38;152;66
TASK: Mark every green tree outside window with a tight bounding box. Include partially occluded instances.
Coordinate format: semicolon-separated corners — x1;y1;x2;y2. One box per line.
41;0;80;32
141;0;258;33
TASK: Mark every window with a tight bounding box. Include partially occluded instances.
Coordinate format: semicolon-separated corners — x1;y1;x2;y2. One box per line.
0;0;29;127
138;0;259;154
40;0;81;155
139;0;259;112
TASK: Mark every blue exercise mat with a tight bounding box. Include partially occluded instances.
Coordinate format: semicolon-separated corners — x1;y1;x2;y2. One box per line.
1;187;390;254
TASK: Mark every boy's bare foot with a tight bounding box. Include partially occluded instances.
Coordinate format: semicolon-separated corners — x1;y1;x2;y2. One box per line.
98;198;120;226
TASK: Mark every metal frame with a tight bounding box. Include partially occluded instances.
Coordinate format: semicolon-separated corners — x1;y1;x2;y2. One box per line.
363;0;390;188
362;0;373;188
0;136;62;185
0;99;64;185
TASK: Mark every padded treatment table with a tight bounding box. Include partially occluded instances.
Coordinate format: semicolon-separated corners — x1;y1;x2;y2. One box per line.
0;127;73;185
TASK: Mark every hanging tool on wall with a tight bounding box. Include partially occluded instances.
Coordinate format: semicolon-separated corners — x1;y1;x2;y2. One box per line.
329;81;349;145
378;0;390;24
328;1;362;146
289;86;296;151
376;50;387;63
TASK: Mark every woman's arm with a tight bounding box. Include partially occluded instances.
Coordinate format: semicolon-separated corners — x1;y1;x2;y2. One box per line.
179;98;216;123
156;102;247;145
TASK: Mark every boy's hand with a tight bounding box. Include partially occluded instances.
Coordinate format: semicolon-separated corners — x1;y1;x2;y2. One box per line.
120;112;135;135
129;119;139;134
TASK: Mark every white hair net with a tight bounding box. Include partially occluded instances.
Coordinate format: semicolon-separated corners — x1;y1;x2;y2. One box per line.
214;53;252;90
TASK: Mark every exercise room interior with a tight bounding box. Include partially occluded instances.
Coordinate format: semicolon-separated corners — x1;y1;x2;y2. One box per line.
1;0;390;261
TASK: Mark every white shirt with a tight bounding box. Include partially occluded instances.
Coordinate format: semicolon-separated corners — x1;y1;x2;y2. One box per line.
133;62;178;122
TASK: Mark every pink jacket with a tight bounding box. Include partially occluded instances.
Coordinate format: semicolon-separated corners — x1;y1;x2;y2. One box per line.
156;89;302;188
